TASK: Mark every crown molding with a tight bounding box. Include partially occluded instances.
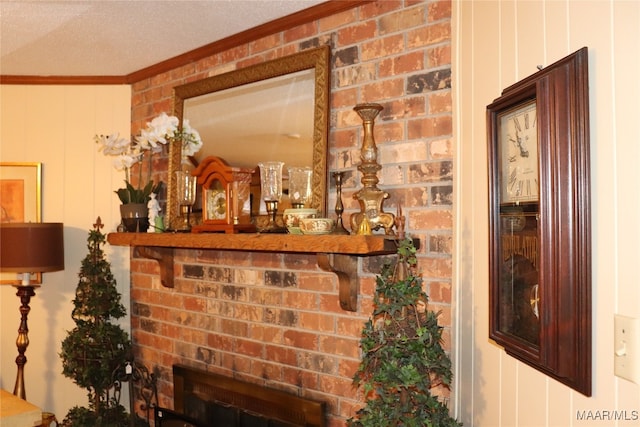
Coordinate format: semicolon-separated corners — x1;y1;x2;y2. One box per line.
0;75;127;85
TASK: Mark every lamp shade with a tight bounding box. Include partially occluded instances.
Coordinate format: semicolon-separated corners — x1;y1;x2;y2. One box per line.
0;223;64;272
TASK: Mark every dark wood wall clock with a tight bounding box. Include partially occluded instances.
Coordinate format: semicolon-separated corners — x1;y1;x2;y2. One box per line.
487;47;591;396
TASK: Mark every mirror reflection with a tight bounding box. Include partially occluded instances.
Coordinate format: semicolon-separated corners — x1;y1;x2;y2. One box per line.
185;69;315;169
167;45;330;231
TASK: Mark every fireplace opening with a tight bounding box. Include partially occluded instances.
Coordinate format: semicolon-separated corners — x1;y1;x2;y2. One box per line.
172;365;326;427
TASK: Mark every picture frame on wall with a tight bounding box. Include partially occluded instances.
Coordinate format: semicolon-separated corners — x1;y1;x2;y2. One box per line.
0;162;43;284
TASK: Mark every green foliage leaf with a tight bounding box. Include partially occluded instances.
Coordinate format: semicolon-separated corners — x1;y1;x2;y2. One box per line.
348;237;461;427
60;222;134;425
114;180;162;204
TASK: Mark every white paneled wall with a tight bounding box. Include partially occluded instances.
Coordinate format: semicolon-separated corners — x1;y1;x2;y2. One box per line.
454;1;640;426
0;85;131;418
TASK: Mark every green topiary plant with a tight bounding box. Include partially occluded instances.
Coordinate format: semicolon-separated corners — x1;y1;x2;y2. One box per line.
348;237;461;427
60;218;135;426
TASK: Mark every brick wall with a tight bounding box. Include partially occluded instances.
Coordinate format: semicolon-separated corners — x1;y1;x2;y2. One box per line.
129;1;452;425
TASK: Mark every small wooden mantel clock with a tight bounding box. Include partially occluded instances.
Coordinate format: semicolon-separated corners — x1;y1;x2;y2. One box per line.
191;156;256;234
486;47;591;396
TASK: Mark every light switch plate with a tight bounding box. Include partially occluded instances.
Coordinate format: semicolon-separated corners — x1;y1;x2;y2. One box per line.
614;314;640;383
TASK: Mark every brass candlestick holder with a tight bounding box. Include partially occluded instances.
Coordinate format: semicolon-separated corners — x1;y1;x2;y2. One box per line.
350;103;395;235
332;171;350;234
258;161;287;233
175;171;197;232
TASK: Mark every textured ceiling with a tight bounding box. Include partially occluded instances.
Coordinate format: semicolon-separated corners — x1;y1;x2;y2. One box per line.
0;0;326;76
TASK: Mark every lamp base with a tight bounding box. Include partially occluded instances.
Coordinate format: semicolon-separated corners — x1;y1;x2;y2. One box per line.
12;284;37;400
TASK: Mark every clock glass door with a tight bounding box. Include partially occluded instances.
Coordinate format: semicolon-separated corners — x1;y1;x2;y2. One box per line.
498;204;540;346
497;99;541;347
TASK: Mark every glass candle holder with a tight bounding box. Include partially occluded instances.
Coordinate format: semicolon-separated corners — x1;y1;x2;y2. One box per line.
175;171;197;232
258;161;285;232
288;167;313;209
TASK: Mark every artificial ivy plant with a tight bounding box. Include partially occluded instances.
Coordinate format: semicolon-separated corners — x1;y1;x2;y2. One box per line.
59;218;140;426
348;237;461;427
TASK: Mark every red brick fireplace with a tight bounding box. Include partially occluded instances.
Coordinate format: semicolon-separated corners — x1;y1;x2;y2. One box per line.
127;1;453;425
130;247;388;421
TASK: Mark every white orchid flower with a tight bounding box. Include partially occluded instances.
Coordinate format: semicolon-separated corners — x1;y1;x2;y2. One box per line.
148;112;179;132
181;119;203;157
95;112;200;205
136;129;157;149
148;112;179;141
112;153;140;171
95;133;130;156
182;140;202;157
137;112;180;148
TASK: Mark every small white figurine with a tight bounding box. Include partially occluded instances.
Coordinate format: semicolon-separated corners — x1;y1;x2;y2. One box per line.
147;193;160;233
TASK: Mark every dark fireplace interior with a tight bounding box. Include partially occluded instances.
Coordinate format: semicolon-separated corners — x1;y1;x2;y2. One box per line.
172;365;326;427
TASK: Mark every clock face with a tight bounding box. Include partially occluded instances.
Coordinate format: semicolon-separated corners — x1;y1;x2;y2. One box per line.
499;100;539;204
206;179;227;221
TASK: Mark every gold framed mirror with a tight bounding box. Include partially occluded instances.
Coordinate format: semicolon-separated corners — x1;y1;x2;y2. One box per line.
166;45;330;231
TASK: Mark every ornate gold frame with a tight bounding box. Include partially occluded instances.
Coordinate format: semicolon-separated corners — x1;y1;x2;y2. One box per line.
167;45;330;231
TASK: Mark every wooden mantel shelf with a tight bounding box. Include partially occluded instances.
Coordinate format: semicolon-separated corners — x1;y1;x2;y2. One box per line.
108;232;410;311
107;232;401;254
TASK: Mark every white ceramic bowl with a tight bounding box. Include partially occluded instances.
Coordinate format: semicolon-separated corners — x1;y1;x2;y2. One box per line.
283;208;317;234
299;218;335;235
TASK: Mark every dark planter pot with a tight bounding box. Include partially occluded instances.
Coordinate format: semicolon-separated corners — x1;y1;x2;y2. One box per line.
120;203;149;232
